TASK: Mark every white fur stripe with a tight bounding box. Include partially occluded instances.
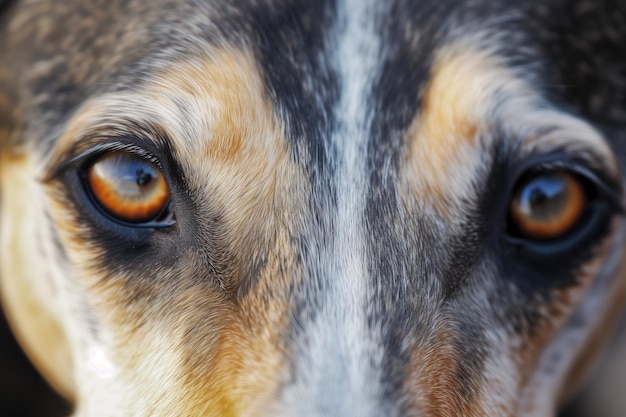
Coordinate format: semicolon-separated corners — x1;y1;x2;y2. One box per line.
280;1;388;415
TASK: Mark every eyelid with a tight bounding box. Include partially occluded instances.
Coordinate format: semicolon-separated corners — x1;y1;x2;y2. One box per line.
510;153;625;214
44;138;164;183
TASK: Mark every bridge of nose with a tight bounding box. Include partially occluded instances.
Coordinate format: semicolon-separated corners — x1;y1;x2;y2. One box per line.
185;0;503;414
272;0;391;414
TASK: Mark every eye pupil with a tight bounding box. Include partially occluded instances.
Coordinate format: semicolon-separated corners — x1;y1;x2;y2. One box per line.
136;168;153;187
530;188;545;203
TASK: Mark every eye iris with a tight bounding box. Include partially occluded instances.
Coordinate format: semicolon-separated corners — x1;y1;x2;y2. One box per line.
87;151;170;223
510;171;586;240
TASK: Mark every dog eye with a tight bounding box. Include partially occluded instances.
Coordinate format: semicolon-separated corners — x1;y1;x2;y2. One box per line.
85;151;170;223
509;170;586;240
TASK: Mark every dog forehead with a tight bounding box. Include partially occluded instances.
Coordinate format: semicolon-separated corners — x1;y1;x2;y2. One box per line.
8;0;579;300
1;0;524;148
5;0;522;235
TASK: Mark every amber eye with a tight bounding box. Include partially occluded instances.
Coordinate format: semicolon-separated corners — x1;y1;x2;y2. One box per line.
86;151;170;223
509;170;587;240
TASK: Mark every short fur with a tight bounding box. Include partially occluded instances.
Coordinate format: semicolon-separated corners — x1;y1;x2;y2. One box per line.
1;0;626;416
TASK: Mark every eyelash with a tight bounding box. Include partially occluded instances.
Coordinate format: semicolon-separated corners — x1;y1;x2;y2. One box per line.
51;141;176;232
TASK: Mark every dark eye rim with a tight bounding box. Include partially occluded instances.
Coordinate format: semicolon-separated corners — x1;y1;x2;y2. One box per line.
80;149;176;228
504;155;622;258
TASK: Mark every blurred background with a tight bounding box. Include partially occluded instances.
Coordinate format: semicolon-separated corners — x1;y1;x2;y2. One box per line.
1;305;624;417
1;309;71;417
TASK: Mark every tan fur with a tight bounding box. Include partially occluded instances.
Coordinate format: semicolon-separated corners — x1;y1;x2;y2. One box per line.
405;332;485;417
398;38;626;416
402;40;620;222
403;42;516;218
35;47;308;416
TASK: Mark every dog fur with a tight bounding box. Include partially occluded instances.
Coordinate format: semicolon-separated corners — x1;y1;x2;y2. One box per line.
1;0;626;416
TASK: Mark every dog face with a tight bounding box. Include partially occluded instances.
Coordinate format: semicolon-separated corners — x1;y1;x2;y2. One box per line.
1;0;626;416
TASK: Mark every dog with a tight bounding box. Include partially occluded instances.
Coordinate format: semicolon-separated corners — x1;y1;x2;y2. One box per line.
1;0;626;416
